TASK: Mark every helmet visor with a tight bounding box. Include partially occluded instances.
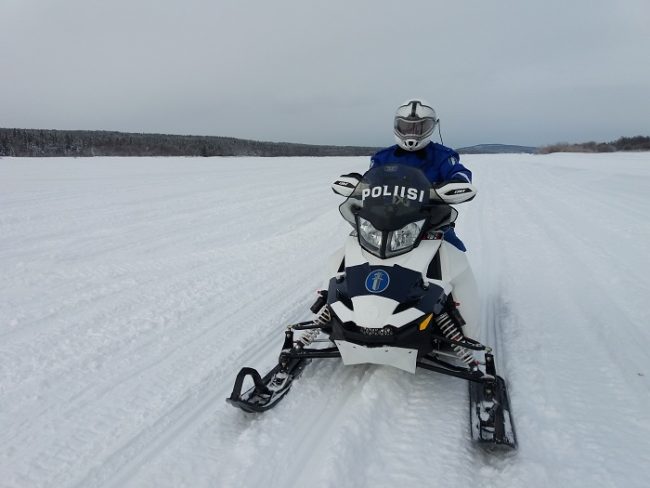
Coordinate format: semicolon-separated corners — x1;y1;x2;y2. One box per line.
394;117;435;138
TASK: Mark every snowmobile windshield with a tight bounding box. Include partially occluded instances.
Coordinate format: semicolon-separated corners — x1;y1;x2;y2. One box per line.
340;165;458;258
340;164;432;231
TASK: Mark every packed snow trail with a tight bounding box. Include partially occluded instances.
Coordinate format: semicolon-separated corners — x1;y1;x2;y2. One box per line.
1;154;649;488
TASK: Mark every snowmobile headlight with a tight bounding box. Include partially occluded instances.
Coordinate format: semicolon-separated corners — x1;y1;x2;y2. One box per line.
387;220;425;256
358;217;382;253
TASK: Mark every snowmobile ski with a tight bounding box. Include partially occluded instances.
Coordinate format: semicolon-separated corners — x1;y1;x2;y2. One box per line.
469;354;517;450
227;323;339;413
227;358;310;413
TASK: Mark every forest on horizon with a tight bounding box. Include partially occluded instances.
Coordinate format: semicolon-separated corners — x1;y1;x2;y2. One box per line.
2;128;649;157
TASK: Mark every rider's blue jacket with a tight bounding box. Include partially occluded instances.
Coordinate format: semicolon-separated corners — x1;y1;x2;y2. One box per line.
370;142;472;184
370;142;472;251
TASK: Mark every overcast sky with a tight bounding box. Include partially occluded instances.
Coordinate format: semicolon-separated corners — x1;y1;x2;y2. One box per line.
1;0;649;148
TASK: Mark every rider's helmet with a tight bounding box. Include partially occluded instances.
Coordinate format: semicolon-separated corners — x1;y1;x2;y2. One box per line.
393;98;438;151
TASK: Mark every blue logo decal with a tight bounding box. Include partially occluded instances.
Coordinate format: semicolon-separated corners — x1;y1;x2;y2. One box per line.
365;270;390;293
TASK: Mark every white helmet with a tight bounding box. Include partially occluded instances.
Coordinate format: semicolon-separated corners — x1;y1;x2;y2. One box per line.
393;98;438;151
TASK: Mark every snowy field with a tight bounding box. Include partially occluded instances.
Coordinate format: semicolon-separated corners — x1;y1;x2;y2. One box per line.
1;152;650;488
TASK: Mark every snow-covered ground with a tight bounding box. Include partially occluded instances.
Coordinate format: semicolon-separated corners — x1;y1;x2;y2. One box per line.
1;153;649;488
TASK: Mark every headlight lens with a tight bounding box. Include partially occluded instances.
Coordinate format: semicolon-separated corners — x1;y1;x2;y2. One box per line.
387;219;425;255
358;217;382;252
358;218;426;258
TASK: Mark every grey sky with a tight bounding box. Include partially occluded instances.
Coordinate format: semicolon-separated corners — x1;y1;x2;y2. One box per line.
2;0;649;148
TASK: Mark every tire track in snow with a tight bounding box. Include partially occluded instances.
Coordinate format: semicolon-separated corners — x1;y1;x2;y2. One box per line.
4;155;650;488
475;158;650;487
2;233;331;487
1;158;361;487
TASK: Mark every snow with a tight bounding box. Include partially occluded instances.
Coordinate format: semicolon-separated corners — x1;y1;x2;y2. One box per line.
1;153;649;488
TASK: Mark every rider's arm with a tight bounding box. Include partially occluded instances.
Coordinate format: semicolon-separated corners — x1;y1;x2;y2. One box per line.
439;155;472;183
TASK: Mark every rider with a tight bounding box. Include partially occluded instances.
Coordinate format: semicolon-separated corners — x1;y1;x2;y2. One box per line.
369;99;472;251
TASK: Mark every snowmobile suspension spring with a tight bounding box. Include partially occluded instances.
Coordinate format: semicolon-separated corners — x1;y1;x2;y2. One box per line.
435;312;475;366
314;306;331;326
297;328;320;348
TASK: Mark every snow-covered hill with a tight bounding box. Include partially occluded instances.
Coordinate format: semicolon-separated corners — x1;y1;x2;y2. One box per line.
1;153;649;488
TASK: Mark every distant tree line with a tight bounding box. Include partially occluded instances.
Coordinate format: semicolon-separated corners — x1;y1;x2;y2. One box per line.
539;136;650;154
0;128;380;157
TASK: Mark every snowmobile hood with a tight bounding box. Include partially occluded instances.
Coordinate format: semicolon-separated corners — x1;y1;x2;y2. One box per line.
327;263;446;329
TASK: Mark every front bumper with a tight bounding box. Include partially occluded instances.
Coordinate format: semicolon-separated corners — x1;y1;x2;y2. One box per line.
334;340;418;373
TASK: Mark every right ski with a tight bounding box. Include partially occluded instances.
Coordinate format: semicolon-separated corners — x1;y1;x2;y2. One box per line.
227;322;342;413
227;358;310;413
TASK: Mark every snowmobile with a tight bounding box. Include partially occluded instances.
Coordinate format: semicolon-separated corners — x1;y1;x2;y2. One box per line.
227;164;517;450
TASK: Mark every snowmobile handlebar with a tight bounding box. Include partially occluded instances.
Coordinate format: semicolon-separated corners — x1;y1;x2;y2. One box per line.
333;173;477;205
429;181;477;204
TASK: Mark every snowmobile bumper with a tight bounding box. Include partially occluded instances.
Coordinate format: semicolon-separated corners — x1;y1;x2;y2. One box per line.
334;340;418;373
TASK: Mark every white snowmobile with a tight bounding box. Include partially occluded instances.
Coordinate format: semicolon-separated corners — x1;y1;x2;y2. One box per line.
228;164;517;450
